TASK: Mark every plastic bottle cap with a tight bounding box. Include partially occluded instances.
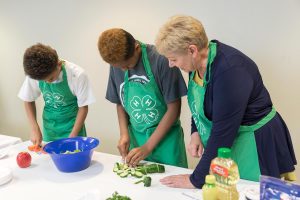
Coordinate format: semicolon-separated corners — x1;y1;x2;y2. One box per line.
205;175;216;184
218;147;231;158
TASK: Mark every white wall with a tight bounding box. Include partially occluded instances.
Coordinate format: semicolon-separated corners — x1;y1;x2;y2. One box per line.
1;0;299;182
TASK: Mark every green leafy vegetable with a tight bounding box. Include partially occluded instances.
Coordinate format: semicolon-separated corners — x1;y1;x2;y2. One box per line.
106;192;131;200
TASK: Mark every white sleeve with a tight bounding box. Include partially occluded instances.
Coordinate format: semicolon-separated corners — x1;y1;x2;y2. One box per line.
73;72;96;107
18;76;41;102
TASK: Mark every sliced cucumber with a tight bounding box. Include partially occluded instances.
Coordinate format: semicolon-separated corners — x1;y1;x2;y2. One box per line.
119;171;129;178
135;167;147;175
123;164;129;170
130;168;135;175
134;171;144;178
117;170;124;175
113;163;120;172
113;167;118;172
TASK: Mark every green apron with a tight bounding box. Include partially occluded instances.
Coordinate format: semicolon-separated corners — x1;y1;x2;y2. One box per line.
39;63;86;141
187;42;276;181
123;42;187;168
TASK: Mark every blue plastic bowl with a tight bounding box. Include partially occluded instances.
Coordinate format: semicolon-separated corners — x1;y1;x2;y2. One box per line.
43;137;99;173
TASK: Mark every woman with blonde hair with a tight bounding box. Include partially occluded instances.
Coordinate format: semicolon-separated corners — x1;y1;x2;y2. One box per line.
155;15;297;188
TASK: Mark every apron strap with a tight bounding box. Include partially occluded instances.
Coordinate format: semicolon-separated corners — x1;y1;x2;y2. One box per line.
204;42;217;86
239;107;276;132
139;42;154;80
232;107;276;181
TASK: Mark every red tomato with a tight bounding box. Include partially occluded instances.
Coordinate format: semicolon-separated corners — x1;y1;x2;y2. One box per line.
16;152;32;168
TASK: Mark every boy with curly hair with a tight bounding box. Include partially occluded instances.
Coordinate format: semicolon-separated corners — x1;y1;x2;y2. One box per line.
18;43;95;145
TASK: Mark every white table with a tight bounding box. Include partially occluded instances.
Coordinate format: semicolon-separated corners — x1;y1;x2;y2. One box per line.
0;134;22;149
0;141;259;200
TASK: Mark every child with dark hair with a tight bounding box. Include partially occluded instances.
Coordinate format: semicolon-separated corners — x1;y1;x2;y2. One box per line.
97;28;188;168
18;43;95;145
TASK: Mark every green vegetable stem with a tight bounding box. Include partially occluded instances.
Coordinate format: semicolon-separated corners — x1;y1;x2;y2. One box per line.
134;176;152;187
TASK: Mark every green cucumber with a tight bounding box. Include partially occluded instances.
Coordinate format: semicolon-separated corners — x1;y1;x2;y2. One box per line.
117;170;124;175
123;164;129;170
119;171;129;178
113;163;120;172
136;168;147;175
144;164;165;173
134;171;144;178
130;168;135;175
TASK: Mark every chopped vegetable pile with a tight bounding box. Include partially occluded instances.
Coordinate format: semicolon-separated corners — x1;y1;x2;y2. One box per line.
113;162;165;178
62;149;81;154
113;162;165;187
106;192;131;200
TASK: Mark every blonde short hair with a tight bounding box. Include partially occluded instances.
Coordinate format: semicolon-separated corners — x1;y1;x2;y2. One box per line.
155;15;208;55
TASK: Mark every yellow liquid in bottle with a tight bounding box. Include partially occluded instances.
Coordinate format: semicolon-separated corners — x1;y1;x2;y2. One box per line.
202;175;218;200
210;148;239;200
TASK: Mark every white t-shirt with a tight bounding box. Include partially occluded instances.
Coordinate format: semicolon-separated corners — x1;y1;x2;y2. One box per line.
18;60;96;107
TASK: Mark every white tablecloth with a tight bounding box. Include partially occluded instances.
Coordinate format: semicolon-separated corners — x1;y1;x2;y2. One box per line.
0;141;259;200
0;134;22;149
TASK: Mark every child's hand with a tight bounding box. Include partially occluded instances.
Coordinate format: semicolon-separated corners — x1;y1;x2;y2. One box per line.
30;126;42;146
69;132;78;138
117;135;130;160
188;132;203;158
125;145;151;167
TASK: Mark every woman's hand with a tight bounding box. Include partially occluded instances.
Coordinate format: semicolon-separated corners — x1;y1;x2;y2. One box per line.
125;145;151;167
188;132;203;158
117;134;130;160
160;174;195;188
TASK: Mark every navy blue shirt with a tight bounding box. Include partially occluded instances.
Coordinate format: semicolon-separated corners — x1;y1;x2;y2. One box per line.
190;40;296;188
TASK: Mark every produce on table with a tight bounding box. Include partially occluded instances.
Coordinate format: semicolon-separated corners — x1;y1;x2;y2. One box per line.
113;162;165;178
113;162;164;187
134;176;152;187
135;163;165;174
62;149;81;154
106;192;131;200
16;152;32;168
28;144;47;154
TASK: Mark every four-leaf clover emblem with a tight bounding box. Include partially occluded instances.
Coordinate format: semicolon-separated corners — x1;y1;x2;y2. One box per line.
130;95;159;124
44;92;66;109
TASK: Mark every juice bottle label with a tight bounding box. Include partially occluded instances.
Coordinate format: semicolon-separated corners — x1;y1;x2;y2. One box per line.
211;163;229;177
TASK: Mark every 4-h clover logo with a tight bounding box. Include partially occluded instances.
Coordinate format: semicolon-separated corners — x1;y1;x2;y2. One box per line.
44;92;66;109
191;101;206;136
130;95;159;124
